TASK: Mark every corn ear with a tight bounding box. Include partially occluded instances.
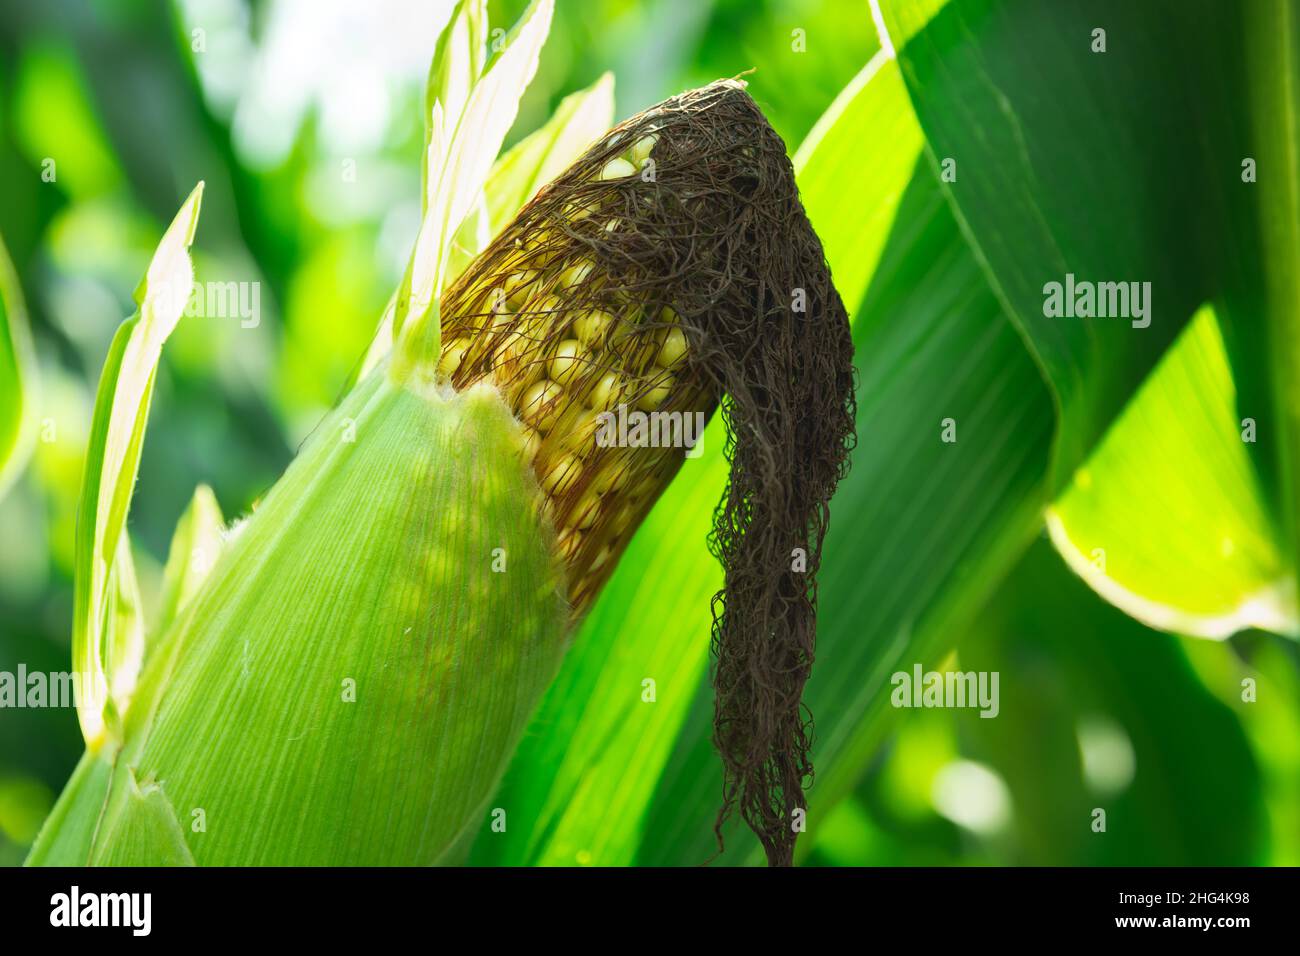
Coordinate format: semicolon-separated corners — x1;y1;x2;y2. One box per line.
30;367;567;865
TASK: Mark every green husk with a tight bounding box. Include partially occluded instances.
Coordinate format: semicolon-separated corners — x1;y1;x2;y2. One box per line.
29;367;568;865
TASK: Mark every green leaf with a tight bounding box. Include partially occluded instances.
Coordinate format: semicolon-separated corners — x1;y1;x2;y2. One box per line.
792;51;924;311
878;0;1231;483
1048;306;1296;638
155;484;226;638
0;231;37;501
90;769;196;866
1227;0;1300;586
23;752;113;866
393;0;554;378
880;0;1299;641
71;183;204;751
363;60;609;381
423;0;489;212
483;71;615;235
955;538;1266;865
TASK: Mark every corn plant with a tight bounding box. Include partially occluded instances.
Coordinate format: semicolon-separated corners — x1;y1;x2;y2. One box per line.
25;0;854;867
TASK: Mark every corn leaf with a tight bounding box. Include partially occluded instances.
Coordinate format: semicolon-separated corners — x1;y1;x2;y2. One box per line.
877;0;1232;484
791;50;923;310
23;752;113;866
953;538;1265;865
154;484;226;637
364;63;611;380
1224;0;1300;594
422;0;489;213
0;231;37;501
393;0;553;372
89;769;195;866
71;183;204;751
483;71;615;234
1048;307;1296;638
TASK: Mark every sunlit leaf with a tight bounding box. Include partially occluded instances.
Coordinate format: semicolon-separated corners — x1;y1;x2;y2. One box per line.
71;183;204;750
155;484;226;638
793;50;924;313
483;71;615;234
423;0;489;210
1049;306;1296;638
393;0;554;378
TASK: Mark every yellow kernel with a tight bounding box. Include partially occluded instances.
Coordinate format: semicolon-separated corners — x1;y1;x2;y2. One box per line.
561;259;594;288
549;339;584;385
521;379;564;431
503;271;533;308
437;339;469;379
593;461;630;494
656;328;687;367
600;157;636;180
518;427;542;462
557;528;583;560
629;134;657;167
497;331;544;393
589;546;613;573
524;294;555;317
636;376;673;411
542;454;580;496
588;372;620;411
561;414;602;453
571;490;601;530
574;309;613;345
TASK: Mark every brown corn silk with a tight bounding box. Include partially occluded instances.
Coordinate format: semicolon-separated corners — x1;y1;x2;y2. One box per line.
438;79;856;866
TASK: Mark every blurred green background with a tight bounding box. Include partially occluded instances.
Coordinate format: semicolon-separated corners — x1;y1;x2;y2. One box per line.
1;0;1296;866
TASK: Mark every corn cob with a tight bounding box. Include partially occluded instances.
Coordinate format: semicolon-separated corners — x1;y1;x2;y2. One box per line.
29;79;853;868
29;367;568;865
434;79;857;865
